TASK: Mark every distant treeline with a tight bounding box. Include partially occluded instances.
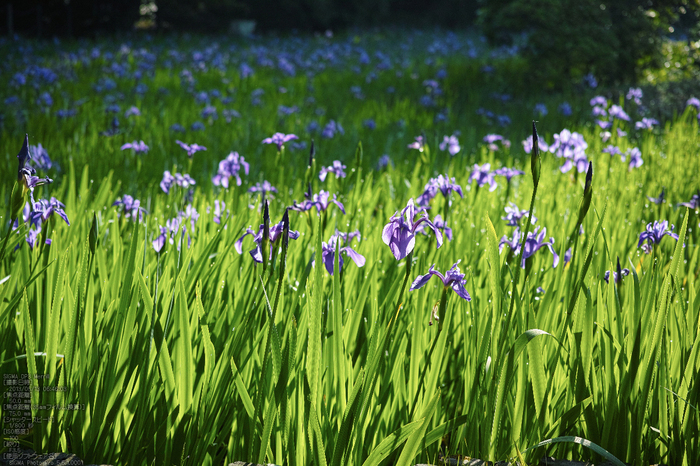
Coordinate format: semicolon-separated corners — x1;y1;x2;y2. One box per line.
1;0;479;37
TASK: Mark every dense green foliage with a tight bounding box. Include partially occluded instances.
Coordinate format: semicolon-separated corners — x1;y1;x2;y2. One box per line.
477;0;700;86
1;30;700;466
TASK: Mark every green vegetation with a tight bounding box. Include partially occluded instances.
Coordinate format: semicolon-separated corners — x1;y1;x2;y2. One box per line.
1;30;699;465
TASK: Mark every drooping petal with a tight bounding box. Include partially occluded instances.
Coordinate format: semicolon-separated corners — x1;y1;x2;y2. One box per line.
409;266;437;291
451;282;471;301
342;247;365;268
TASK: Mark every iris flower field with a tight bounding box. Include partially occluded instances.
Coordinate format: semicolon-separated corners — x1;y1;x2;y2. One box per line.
1;30;700;465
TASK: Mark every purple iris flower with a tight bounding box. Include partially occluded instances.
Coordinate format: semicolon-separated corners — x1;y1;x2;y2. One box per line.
602;145;622;156
626;87;643;105
416;174;463;207
534;103;548;116
382;198;443;261
377;154;393;170
409;260;471;302
125;106;141;117
26;226;51;250
262;132;299;151
483;134;503;144
213;200;226;224
322;120;344;139
407;136;425;152
17;135;52;191
625;148;643;170
160;171;196;194
212;152;249;188
500;226;559;268
248;181;278;198
635;118;658;130
494;167;525;182
501;202;535;227
549;129;589;174
113;195;147;221
30;197;70;227
28;143;53;171
319;160;347;181
596;119;612;129
638;220;679;254
647;188;665;205
121;140;149;153
439;134;461;155
522;134;549;154
499;228;522;254
609;105;631;122
617;128;627;137
235;218;300;263
558;102;572;116
605;258;630;284
564;248;572;266
592;106;607;117
320;233;366;275
686;97;700;110
291;190;345;214
521;226;559;268
468;163;498;191
590;96;608;107
678;191;700;209
176;140;207;158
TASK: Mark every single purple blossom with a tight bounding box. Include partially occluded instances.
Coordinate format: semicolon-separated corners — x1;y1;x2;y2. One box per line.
686;97;700;110
439;134;461;156
468;163;498;191
382;198;443;261
212;152;249;188
647;188;665;205
638;220;679;253
377;154;393;170
602;145;622;156
609;105;630;122
409;260;471;301
635;118;658;130
605;258;630;284
521;226;559;269
121;140;149;153
292;190;345;215
113;195;147;221
30;197;70;227
678;191;700;209
626;87;643;105
176;140;207;158
407;135;425;152
499;228;522;255
213;200;226;224
590;96;608;107
501;202;535;227
28;143;53;171
494;167;525;182
248;181;278;198
321;120;344;139
262;132;298;151
17;134;52;191
522;135;549;154
416;174;463;206
235;218;300;263
626;147;643;170
558;102;573;116
320;233;366;275
160;171;196;194
319;160;347;182
125;106;141;117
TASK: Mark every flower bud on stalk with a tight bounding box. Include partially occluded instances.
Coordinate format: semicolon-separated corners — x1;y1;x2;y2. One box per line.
261;200;270;273
304;140;316;198
89;213;98;256
531;121;541;188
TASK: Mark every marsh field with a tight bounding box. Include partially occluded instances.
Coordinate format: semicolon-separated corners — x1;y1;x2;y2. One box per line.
1;29;699;465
